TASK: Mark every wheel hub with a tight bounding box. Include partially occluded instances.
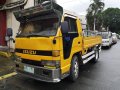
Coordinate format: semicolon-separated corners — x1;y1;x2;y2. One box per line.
74;60;79;77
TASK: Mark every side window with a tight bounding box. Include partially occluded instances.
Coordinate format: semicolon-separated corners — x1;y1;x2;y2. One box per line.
83;30;96;37
64;17;78;33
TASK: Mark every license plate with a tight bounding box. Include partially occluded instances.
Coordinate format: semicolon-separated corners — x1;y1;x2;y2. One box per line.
24;65;34;74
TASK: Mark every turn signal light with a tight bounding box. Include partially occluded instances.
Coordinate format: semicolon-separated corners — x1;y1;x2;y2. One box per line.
52;50;60;57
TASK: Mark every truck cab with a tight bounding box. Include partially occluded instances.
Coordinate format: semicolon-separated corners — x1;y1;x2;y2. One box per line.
14;1;102;83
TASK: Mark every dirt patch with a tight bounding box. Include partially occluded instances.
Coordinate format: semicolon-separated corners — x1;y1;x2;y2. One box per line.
0;56;14;76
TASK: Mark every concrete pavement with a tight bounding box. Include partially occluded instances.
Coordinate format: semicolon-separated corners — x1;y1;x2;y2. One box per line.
0;56;14;76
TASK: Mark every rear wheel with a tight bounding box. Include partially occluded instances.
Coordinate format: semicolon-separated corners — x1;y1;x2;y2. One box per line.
92;48;99;63
69;55;79;82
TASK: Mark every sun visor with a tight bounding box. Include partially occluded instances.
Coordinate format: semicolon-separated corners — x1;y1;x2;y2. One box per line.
14;2;63;22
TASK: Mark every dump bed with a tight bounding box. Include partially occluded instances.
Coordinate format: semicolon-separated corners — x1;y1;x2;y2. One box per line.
84;36;102;49
83;30;102;49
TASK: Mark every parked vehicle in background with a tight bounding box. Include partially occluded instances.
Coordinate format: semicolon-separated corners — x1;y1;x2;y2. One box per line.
112;33;118;44
101;31;113;48
116;34;120;39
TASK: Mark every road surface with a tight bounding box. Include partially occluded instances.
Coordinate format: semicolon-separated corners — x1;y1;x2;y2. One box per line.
1;41;120;90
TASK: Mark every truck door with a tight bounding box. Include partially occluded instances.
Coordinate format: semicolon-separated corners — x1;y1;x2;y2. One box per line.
63;17;79;59
61;17;82;74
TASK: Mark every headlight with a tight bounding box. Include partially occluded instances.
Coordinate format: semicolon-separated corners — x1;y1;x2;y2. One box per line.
52;50;60;57
41;60;60;68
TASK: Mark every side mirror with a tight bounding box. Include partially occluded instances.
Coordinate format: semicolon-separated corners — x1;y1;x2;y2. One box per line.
61;21;69;34
7;28;13;37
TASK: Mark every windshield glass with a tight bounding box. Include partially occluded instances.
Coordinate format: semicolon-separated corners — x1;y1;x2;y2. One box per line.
112;33;117;37
17;18;59;37
101;32;109;39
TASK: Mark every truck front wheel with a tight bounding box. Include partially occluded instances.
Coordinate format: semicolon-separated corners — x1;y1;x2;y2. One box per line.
69;55;79;82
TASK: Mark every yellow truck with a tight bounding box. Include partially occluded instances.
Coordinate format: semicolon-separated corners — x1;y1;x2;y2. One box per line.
12;1;102;82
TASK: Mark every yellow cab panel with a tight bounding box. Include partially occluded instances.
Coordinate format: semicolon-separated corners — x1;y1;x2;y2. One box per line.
15;37;61;61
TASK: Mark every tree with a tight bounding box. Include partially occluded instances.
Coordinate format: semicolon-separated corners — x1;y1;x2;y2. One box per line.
102;8;120;33
86;0;105;31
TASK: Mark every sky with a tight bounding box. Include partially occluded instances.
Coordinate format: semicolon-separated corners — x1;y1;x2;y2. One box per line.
57;0;120;15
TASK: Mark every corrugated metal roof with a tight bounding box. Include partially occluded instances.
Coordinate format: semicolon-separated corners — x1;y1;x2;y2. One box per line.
0;0;28;11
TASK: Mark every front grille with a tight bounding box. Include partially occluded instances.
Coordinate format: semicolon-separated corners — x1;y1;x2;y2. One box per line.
15;49;52;56
22;59;43;67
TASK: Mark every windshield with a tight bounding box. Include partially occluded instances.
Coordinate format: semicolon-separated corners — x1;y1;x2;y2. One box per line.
101;32;109;39
17;18;59;37
112;33;117;37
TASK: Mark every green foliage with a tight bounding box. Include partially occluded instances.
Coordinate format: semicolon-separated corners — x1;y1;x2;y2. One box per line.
102;8;120;33
86;0;105;30
86;12;94;30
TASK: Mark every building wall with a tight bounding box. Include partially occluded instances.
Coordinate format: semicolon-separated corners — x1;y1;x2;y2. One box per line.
0;0;6;4
0;0;6;46
0;11;7;46
6;0;35;49
6;9;20;48
24;0;34;9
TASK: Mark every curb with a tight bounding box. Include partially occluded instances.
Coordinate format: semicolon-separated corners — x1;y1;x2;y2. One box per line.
0;72;17;81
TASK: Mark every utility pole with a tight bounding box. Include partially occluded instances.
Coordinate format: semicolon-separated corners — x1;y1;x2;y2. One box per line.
107;26;109;32
94;18;96;31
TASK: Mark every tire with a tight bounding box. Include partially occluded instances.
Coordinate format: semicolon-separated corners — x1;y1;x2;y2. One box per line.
92;48;99;63
108;44;111;48
108;45;110;49
69;55;79;82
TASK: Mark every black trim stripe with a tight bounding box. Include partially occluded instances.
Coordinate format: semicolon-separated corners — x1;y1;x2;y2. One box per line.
22;59;43;67
15;49;52;56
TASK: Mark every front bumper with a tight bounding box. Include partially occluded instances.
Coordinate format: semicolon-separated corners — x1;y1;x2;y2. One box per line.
15;62;61;83
112;40;117;44
102;43;110;47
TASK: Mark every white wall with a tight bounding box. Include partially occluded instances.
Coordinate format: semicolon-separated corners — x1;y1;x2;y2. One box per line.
24;0;34;9
6;0;35;49
6;9;20;49
79;15;87;30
